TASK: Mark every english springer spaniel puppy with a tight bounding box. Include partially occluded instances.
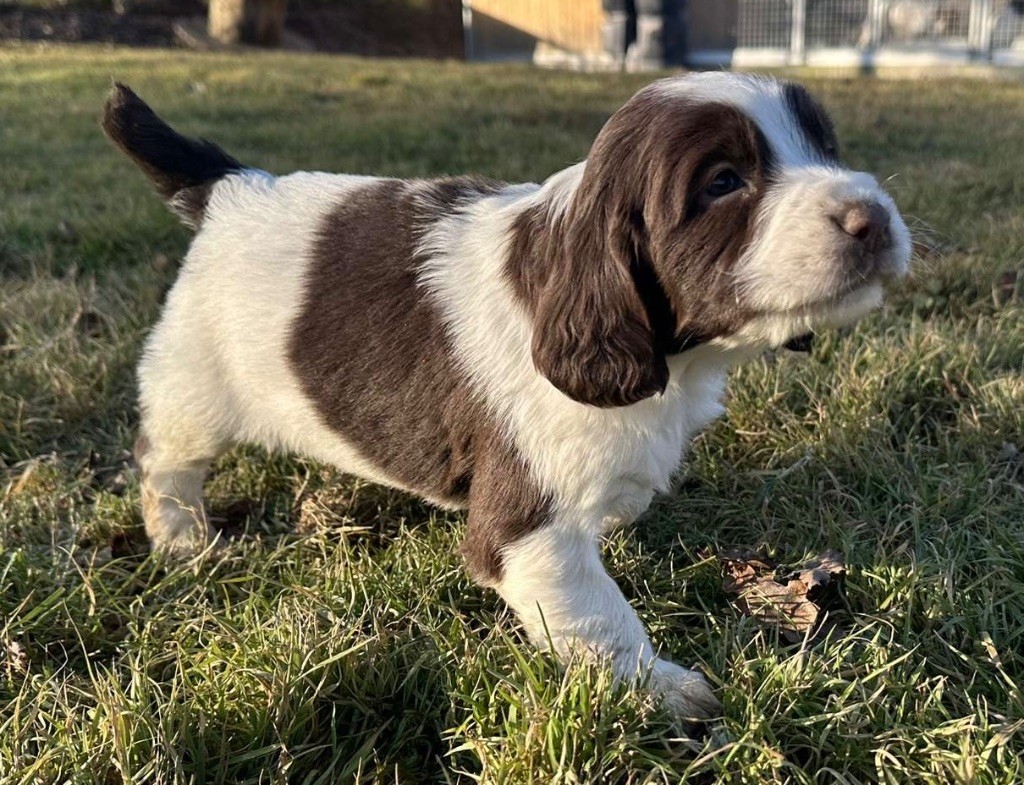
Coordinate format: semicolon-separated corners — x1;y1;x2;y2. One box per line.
103;73;910;724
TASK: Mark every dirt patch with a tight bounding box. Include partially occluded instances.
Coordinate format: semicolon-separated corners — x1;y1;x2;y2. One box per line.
0;4;182;45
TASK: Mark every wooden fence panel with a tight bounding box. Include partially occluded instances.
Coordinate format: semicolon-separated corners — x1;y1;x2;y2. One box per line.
471;0;603;53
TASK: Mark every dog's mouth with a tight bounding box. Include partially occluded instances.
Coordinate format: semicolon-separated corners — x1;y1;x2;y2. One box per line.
767;278;886;353
778;281;878;352
716;276;893;356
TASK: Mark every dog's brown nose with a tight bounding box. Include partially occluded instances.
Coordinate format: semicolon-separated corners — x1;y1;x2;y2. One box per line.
836;201;890;253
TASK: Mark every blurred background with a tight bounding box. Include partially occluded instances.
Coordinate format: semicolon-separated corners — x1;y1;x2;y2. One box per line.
3;0;1024;69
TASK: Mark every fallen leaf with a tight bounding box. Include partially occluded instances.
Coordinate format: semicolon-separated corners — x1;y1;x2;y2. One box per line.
719;549;846;643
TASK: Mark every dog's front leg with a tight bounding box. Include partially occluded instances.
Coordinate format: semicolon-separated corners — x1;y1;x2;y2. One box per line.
500;525;719;723
463;454;719;724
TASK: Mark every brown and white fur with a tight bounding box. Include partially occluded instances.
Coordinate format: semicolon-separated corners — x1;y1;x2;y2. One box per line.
102;73;910;725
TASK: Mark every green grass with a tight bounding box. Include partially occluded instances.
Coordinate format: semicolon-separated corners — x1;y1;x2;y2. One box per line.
1;45;1023;783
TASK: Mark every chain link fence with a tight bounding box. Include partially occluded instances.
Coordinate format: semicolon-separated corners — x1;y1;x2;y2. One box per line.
736;0;1024;66
463;0;1024;69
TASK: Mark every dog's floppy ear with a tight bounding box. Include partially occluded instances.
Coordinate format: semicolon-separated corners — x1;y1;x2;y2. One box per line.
531;198;668;409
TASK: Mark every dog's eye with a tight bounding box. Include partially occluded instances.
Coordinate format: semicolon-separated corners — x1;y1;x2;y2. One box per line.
705;169;745;199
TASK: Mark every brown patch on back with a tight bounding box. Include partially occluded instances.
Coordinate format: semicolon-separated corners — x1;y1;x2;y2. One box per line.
507;94;775;406
289;179;491;505
289;176;553;581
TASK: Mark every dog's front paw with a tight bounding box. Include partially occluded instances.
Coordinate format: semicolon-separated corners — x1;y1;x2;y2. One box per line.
149;523;224;559
647;658;721;727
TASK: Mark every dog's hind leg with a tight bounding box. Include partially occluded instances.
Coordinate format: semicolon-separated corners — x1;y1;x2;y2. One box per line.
135;292;235;557
136;434;221;557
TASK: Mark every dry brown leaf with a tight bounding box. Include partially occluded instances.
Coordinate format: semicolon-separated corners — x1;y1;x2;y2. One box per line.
719;549;846;643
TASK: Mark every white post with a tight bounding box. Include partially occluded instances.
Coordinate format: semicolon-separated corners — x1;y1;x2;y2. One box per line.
867;0;884;50
790;0;807;64
968;0;995;60
462;0;474;61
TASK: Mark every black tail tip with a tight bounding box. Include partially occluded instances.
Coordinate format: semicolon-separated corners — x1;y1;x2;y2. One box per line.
100;80;245;229
106;80;138;109
101;81;151;143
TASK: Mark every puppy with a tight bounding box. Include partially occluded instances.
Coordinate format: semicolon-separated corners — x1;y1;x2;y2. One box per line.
102;73;910;723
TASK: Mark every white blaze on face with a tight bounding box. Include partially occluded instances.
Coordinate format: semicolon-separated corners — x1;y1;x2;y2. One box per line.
650;72;912;340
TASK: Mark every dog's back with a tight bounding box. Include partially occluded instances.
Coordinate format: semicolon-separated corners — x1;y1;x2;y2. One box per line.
104;86;455;511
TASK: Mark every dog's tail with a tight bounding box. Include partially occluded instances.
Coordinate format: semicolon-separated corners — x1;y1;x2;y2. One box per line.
102;82;246;229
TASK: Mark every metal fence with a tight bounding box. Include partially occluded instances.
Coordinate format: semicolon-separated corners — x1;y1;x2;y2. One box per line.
736;0;1024;66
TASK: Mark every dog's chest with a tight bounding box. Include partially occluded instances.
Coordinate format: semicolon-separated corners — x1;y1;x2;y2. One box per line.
516;364;728;529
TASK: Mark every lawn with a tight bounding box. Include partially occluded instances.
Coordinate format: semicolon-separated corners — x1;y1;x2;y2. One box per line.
1;45;1023;784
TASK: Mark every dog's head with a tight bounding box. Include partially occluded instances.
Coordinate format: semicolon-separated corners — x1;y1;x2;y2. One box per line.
527;73;911;408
